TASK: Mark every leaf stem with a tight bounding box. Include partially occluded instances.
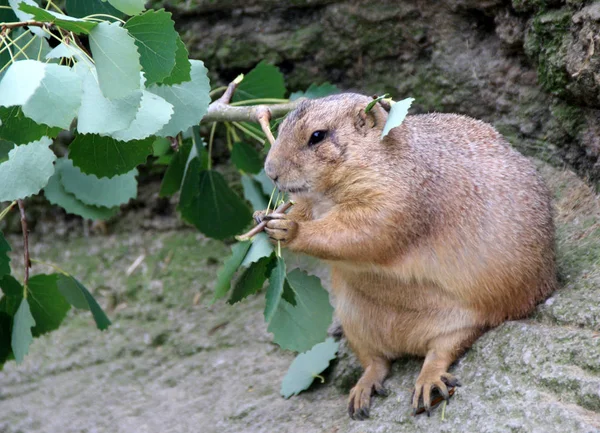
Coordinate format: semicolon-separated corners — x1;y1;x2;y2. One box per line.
30;258;69;276
83;14;125;24
17;200;30;287
225;123;233;151
209;86;228;97
0;201;16;222
231;122;265;145
230;98;289;106
0;27;30;56
207;122;216;170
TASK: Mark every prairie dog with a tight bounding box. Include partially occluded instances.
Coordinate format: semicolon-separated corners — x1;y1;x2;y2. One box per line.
257;93;556;419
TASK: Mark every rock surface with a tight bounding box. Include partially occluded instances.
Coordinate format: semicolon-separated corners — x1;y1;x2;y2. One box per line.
0;161;599;433
152;0;600;185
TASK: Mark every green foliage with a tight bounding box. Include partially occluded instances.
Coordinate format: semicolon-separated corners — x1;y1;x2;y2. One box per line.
231;142;263;174
268;269;334;353
0;107;61;143
44;159;118;221
0;136;56;202
69;134;154;178
19;3;97;34
178;168;252;239
161;38;192;85
59;158;137;207
124;9;178;86
159;141;191;197
88;22;142;99
213;241;252;301
381;97;414;139
264;256;286;323
281;338;339;398
240;175;269;209
11;298;35;364
232;61;286;102
27;274;71;337
56;275;111;330
289;82;339;101
147;60;210;137
106;0;146;16
65;0;124;20
240;233;273;267
0;232;10;279
228;255;275;304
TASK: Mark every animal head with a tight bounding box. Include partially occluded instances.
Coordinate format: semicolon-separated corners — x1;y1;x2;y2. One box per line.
264;93;390;196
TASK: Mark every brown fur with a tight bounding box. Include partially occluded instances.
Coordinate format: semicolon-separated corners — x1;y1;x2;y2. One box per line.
259;93;557;419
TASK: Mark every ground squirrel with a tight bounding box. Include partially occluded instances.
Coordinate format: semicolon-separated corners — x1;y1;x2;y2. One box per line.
255;93;557;419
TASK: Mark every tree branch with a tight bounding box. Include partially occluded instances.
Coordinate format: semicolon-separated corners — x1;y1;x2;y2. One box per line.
17;200;30;286
1;20;47;30
202;99;303;124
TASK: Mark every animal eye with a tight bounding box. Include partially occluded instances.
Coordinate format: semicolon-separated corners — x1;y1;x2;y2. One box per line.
308;130;327;147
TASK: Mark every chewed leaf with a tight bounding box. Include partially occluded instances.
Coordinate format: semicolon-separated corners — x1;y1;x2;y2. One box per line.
381;97;414;139
281;338;339;398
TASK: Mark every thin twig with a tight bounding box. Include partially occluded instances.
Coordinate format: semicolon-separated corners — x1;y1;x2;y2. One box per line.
17;200;30;286
202;100;302;124
1;20;47;30
236;201;293;241
256;106;276;146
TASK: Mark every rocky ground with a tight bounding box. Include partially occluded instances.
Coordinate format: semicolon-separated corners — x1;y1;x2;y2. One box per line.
0;160;599;433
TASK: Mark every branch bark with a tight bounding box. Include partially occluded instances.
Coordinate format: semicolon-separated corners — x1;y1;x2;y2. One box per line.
236;201;293;241
201;99;303;124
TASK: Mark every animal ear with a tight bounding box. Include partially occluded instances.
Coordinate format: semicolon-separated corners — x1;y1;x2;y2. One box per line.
354;101;388;134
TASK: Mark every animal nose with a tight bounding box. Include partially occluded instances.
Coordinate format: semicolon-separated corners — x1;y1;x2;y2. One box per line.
265;160;278;182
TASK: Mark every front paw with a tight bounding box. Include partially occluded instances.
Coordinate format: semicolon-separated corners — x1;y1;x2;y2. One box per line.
412;372;460;416
264;214;298;246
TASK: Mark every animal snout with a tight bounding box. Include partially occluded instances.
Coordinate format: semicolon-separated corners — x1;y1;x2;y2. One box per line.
265;159;279;182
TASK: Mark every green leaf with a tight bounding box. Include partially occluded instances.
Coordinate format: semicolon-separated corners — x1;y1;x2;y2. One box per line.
0;275;23;316
46;42;91;65
0;107;61;144
44;159;118;221
264;256;285;323
76;66;142;134
268;269;334;353
381;97;414;139
9;0;45;38
178;168;251;240
231;141;263;174
0;140;11;163
59;158;137;207
0;231;11;279
0;311;12;366
0;0;18;22
254;169;277;196
21;63;82;130
241;174;269;210
110;91;174;141
365;94;390;114
0;136;56;202
18;3;97;34
159;141;191;197
106;0;145;15
124;9;178;86
152;137;171;157
161;37;191;85
289;83;339;101
0;59;45;107
228;254;274;305
232;61;286;103
68;133;153;178
88;21;141;99
27;273;70;337
8;28;52;64
147;60;211;137
282;280;296;306
281;338;339;398
240;232;273;267
11;298;35;364
66;0;124;20
212;241;251;301
56;274;111;330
